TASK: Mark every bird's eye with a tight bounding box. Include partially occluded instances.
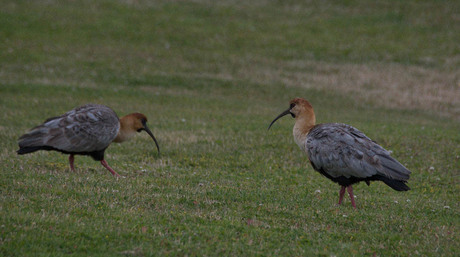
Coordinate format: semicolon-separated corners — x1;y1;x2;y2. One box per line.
137;128;143;132
290;103;295;109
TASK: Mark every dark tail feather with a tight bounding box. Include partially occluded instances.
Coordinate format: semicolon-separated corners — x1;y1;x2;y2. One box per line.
17;146;42;155
17;127;50;155
17;146;54;155
378;154;411;181
378;175;410;191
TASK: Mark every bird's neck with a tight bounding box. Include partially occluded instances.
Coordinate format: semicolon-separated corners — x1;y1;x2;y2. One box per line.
113;116;136;143
293;114;316;151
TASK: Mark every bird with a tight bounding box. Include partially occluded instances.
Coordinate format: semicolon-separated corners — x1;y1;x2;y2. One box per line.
268;98;410;208
17;104;160;177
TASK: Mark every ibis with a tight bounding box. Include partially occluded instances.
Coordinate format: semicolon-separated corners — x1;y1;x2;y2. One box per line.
17;104;160;177
268;98;410;208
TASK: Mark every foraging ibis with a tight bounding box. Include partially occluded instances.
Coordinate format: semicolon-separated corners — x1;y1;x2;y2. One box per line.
268;98;410;208
17;104;160;177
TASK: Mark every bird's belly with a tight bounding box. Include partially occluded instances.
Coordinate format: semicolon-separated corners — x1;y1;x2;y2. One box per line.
311;163;366;187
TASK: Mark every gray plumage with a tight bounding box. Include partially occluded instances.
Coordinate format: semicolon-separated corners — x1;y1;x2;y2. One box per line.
18;104;120;156
269;97;411;208
306;123;410;190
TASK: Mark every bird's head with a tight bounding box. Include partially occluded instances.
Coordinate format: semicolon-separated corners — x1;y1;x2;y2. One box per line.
114;113;160;154
268;98;315;130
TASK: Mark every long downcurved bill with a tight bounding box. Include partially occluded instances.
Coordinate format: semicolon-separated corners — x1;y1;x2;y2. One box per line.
268;109;291;130
143;125;160;155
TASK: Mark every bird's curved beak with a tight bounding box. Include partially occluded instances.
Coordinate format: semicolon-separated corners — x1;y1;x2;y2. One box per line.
268;108;291;130
141;124;160;155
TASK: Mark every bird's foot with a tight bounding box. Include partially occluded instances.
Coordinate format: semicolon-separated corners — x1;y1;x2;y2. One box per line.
338;186;346;205
346;186;357;209
100;160;121;177
69;155;76;172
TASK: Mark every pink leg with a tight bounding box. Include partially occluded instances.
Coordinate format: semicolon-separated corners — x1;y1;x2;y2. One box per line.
100;159;120;177
338;186;346;205
69;155;75;172
346;186;357;209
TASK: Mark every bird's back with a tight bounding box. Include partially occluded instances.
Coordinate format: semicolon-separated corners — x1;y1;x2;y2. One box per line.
305;123;410;189
18;104;120;154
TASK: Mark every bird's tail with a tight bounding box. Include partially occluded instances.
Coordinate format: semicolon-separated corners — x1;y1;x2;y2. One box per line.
17;146;46;155
374;154;411;191
17;126;49;155
377;175;410;191
378;154;411;181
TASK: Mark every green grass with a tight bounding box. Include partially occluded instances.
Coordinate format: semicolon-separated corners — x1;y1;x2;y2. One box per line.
1;0;459;256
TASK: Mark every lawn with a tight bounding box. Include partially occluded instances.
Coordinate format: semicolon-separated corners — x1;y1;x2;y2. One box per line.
0;0;459;256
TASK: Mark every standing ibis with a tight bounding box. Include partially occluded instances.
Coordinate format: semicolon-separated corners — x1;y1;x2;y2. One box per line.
268;98;410;208
17;104;160;177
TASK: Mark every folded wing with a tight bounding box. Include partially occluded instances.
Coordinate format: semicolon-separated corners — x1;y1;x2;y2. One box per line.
306;123;411;182
18;104;120;153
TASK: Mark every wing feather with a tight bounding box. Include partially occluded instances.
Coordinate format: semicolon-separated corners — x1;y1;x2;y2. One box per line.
19;104;120;153
306;123;410;180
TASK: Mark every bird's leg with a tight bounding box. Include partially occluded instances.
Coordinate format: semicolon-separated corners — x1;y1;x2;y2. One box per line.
338;186;346;205
100;159;120;177
346;186;357;209
69;154;75;172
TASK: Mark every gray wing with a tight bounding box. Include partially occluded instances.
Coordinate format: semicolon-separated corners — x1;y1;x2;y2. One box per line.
306;123;410;181
19;104;120;153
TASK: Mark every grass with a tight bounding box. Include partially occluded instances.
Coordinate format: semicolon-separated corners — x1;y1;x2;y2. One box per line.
1;0;459;256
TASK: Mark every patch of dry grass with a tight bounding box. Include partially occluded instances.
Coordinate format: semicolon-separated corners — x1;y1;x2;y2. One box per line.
4;56;458;120
209;57;460;120
283;62;459;119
